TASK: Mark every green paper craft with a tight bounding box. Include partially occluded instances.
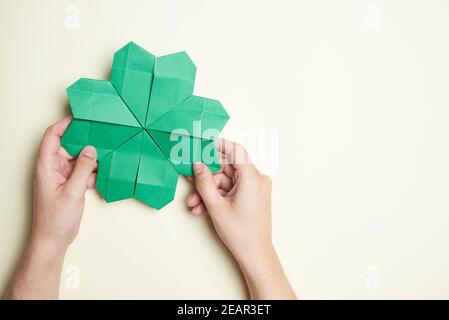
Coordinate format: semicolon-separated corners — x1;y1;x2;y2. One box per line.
61;42;229;210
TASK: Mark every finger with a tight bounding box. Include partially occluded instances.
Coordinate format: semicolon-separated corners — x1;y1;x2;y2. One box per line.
187;170;231;188
192;162;227;210
191;202;207;216
215;173;233;191
188;186;229;209
62;161;74;178
186;191;202;207
191;189;228;216
57;145;74;160
221;163;235;179
87;173;97;189
216;138;258;175
187;174;231;208
63;146;97;196
62;156;97;177
39;116;72;159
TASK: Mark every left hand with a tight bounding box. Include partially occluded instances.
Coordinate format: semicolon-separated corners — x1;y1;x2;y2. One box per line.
32;116;97;250
4;117;98;300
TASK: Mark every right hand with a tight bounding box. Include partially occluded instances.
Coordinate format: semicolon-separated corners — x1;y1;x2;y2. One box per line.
187;139;273;266
187;139;296;300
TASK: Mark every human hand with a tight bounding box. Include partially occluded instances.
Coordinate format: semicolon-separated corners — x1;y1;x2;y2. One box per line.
4;117;97;299
32;116;97;251
186;139;296;299
187;139;272;265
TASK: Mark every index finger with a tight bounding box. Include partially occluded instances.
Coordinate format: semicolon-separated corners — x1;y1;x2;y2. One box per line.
39;116;72;159
215;138;258;174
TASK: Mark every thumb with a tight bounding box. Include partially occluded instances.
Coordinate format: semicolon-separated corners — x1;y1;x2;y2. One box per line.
192;162;226;211
64;146;97;197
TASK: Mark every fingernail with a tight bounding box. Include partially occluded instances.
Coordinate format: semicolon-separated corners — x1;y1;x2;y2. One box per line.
82;146;97;159
192;163;203;175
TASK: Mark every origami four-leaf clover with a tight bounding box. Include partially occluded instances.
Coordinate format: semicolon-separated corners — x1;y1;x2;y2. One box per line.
61;42;229;210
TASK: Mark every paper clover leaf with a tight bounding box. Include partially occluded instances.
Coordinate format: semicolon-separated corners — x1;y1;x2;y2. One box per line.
61;42;229;210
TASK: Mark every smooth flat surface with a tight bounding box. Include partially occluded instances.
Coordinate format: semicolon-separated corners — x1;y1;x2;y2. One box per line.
0;0;448;299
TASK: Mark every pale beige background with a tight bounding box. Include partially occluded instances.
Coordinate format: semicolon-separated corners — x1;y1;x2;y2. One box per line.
0;0;448;299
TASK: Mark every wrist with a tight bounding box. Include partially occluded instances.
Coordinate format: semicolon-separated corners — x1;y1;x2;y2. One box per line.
234;241;277;276
28;232;69;261
235;244;296;299
5;232;68;300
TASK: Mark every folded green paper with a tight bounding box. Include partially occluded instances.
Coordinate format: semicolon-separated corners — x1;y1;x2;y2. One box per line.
61;42;229;209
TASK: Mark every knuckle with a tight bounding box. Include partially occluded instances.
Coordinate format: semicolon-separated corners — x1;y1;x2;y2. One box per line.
45;125;56;135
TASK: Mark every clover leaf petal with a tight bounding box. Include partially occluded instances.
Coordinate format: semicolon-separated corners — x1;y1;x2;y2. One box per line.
61;42;229;210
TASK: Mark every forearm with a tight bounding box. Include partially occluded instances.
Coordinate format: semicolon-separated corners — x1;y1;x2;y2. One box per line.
236;244;297;300
4;236;67;300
